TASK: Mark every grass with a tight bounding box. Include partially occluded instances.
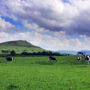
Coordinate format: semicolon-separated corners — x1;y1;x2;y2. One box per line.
0;45;44;54
0;55;90;90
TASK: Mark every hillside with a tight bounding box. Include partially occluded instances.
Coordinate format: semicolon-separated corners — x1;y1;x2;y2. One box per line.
0;40;44;54
0;40;39;48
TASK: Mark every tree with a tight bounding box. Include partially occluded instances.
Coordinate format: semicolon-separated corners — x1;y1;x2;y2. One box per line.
10;50;16;56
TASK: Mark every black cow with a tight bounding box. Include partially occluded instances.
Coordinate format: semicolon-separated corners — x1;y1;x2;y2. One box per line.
49;56;57;62
6;56;13;62
85;55;90;65
77;56;81;62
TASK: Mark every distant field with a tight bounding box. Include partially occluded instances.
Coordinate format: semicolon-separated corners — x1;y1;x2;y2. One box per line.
0;55;90;90
0;45;44;54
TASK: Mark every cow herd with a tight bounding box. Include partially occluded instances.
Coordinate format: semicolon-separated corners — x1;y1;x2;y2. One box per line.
77;55;90;64
3;56;57;63
4;56;57;63
0;55;90;65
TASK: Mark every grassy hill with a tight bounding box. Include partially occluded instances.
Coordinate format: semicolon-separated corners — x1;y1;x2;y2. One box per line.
0;40;38;47
0;40;44;54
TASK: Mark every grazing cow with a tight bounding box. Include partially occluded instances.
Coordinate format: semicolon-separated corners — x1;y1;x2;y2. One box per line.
6;56;13;62
49;56;57;62
77;56;81;62
85;55;90;65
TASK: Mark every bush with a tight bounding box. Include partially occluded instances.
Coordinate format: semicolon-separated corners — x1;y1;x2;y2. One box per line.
1;50;10;53
21;51;61;56
10;50;16;56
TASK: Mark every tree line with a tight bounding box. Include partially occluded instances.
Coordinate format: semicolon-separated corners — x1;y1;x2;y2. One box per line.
0;50;62;56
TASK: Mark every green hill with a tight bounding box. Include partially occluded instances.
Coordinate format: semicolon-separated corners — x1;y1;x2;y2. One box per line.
0;40;44;54
0;40;39;47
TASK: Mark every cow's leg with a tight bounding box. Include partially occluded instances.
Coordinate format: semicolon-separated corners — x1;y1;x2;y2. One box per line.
10;60;12;63
86;61;89;67
6;61;8;64
50;59;52;62
88;60;89;65
86;60;89;65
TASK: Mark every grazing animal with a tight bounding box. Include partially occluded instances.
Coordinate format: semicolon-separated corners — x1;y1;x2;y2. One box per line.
85;55;90;65
6;56;13;62
77;56;81;62
49;56;57;62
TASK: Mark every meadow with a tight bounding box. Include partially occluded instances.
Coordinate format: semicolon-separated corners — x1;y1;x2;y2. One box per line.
0;45;44;54
0;55;90;90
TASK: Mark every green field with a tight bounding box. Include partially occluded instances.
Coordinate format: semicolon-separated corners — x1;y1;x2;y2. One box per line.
0;55;90;90
0;45;44;54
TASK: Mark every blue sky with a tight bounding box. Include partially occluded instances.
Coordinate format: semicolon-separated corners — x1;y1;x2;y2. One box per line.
0;0;90;51
1;16;23;27
62;0;69;3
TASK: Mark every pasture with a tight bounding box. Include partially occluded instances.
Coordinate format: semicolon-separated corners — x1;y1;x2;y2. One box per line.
0;45;44;54
0;55;90;90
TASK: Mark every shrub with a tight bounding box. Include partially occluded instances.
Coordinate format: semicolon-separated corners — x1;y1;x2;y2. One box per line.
10;50;16;56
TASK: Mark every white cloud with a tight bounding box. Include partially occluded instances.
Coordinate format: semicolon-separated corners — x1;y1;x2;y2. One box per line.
0;31;90;51
0;0;90;50
0;32;9;38
23;21;47;32
0;0;90;35
0;17;14;30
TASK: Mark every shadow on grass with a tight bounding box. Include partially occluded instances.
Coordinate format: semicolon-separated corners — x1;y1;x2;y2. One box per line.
36;61;57;65
7;84;20;90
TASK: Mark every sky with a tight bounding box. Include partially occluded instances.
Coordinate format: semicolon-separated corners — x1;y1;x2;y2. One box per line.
0;0;90;51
